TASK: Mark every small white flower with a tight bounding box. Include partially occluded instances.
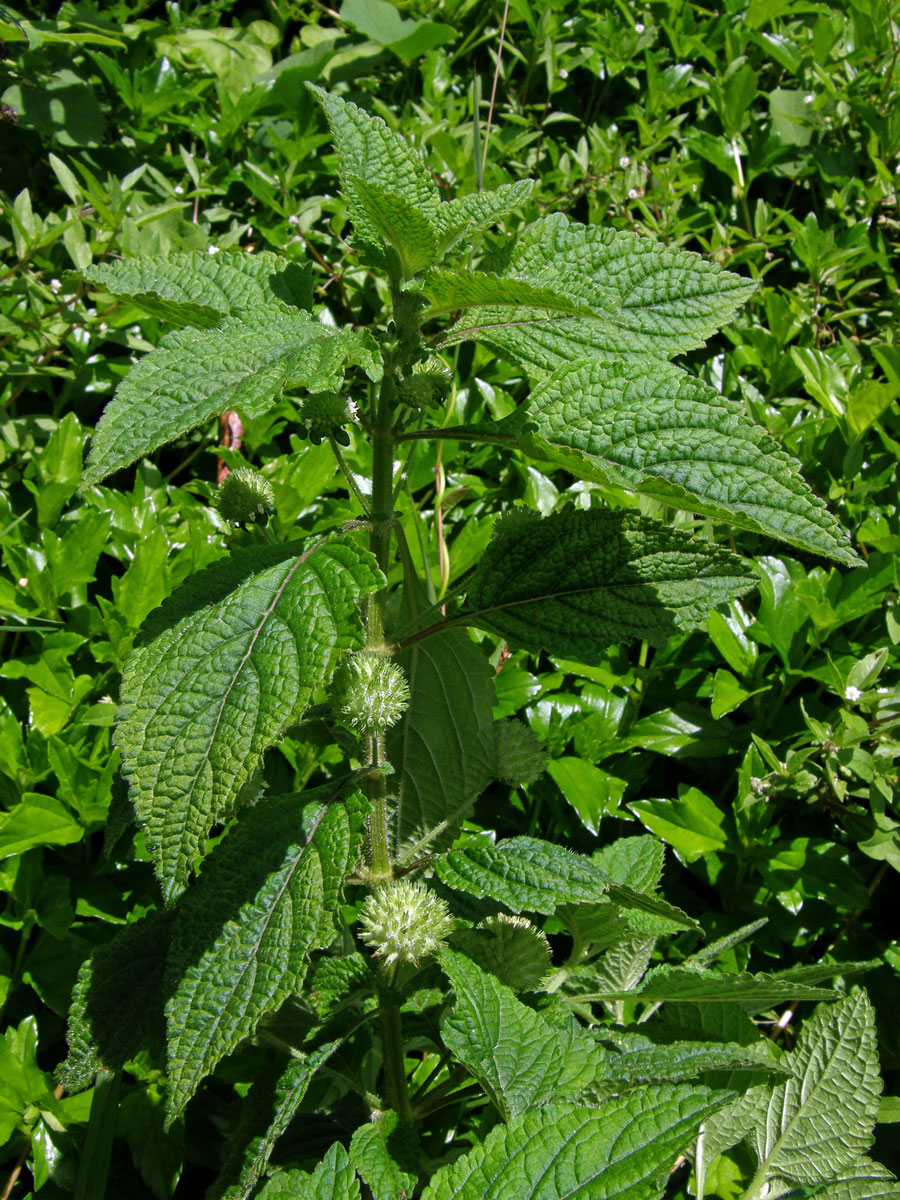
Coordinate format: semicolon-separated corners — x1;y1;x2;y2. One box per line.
207;245;220;255
288;214;301;227
174;184;185;195
17;577;28;588
49;278;61;293
559;67;569;79
635;22;645;33
877;687;889;695
628;187;639;198
750;776;766;793
98;322;108;333
844;685;862;701
804;93;814;104
619;155;630;168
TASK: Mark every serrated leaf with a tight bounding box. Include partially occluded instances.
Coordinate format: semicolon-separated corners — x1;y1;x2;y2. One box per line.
749;991;882;1186
597;1035;786;1092
606;882;699;933
347;176;438;278
439;949;603;1118
308;85;439;218
421;1089;735;1200
430;180;535;253
349;1111;417;1200
464;508;756;660
422;270;594;318
576;964;839;1008
81;310;381;487
436;835;609;913
309;953;374;1019
521;358;858;565
119;539;381;901
81;251;313;327
810;1159;900;1198
258;1142;360;1199
388;630;496;852
450;915;551;991
58;910;174;1093
212;1042;340;1200
164;787;357;1121
594;835;666;894
441;213;756;373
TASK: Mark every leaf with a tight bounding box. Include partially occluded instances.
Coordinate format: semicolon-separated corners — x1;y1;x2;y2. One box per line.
340;0;456;61
436;835;610;913
308;85;439;220
388;630;496;852
81;251;313;328
464;508;756;660
349;1111;417;1200
430;181;534;253
441;212;756;373
257;1143;360;1199
422;270;594;318
439;950;602;1118
118;538;381;901
547;757;627;834
420;1089;735;1200
628;787;731;863
748;990;882;1186
811;1159;900;1198
58;910;175;1093
212;1042;340;1200
576;964;839;1008
0;794;84;858
520;358;858;565
597;1035;786;1092
81;310;381;487
164;788;357;1121
346;176;438;278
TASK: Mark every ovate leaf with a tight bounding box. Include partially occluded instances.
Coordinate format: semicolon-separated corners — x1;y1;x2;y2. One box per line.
575;964;839;1008
81;251;313;328
441;212;756;373
81;310;381;487
388;630;496;852
258;1142;360;1199
349;1111;417;1200
596;1034;786;1092
118;538;382;901
421;1089;735;1200
748;990;882;1186
346;176;438;278
522;358;858;565
422;270;594;318
464;508;756;660
431;180;534;254
164;788;357;1121
439;950;602;1118
811;1159;900;1198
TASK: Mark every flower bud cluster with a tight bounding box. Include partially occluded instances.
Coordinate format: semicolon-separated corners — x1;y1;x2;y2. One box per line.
215;467;275;526
335;653;410;736
359;878;454;967
297;392;358;446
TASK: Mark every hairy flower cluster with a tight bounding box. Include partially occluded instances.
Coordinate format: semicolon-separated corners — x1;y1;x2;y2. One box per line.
397;360;451;410
359;878;454;967
215;467;275;526
297;391;358;445
494;719;546;788
336;653;410;735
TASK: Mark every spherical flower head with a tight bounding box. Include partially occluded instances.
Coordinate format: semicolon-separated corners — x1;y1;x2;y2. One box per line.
216;467;275;526
494;719;546;788
359;879;454;967
337;653;410;735
298;392;358;446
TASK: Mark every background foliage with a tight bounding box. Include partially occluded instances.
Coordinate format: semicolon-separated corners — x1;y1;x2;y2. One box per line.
1;0;899;1195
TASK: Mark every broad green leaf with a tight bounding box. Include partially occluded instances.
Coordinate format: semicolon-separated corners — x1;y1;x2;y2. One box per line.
441;212;756;372
450;915;551;991
422;270;594;318
440;950;602;1118
0;794;83;858
388;629;496;852
597;1034;786;1092
629;787;731;863
547;756;627;834
520;359;858;565
81;310;381;487
421;1089;735;1200
349;1111;417;1200
593;835;665;894
464;508;756;659
811;1159;900;1198
212;1042;340;1200
340;0;455;61
346;176;437;278
430;181;535;253
309;953;374;1019
748;990;882;1186
118;538;381;901
58;910;174;1093
164;788;357;1121
308;85;439;219
257;1142;360;1199
574;964;839;1008
81;251;313;327
436;835;610;913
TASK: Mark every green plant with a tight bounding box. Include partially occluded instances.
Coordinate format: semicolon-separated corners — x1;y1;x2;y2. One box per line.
48;82;898;1199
